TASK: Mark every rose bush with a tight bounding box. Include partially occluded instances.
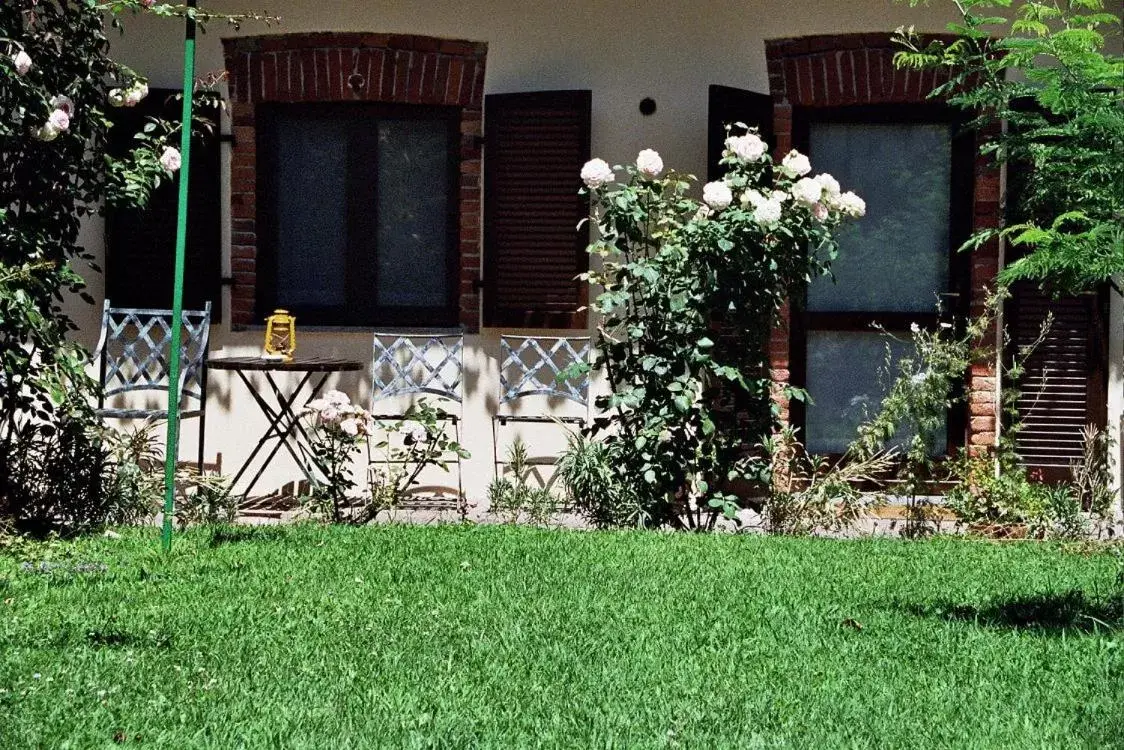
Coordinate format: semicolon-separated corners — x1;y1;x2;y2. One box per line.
303;391;374;522
0;1;271;534
571;130;864;529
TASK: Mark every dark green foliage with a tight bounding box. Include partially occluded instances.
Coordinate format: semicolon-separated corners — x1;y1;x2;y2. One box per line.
895;0;1123;294
1;2;261;532
1;525;1121;747
2;419;110;536
556;430;645;527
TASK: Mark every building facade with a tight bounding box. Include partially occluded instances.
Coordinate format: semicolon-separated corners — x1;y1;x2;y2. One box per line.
74;0;1122;512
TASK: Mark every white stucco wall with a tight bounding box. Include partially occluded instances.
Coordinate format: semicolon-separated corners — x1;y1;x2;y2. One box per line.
70;0;1123;508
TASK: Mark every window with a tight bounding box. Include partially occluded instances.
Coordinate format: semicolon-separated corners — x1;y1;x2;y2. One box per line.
793;106;972;455
256;103;459;327
105;88;221;315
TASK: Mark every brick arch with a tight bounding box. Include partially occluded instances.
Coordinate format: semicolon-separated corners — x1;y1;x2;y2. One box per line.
221;32;488;329
763;32;1001;452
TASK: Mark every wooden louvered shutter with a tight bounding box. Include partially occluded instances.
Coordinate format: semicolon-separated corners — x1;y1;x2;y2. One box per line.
105;89;222;317
484;90;591;328
1007;282;1108;480
707;85;773;181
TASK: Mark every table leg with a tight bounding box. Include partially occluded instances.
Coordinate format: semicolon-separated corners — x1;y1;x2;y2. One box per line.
227;370;329;499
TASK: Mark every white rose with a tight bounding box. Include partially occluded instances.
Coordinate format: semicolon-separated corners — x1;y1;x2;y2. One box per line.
753;199;784;226
339;418;359;437
320;406;341;424
47;108;70;133
791;177;822;206
33;122;59;142
635;149;664;178
702;181;733;210
837;191;867;217
406;424;428;443
11;50;32;77
107;89;126;107
693;205;713;221
580;158;615;189
725;133;768;162
325;390;350;406
781;149;812;177
813;173;841;201
123;82;148;108
306;398;329;412
771;190;789;203
159;146;182;174
811;202;830;222
740;189;766;208
910;322;921;334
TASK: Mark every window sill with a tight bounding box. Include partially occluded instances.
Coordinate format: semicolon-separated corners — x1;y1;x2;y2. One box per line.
231;324;463;335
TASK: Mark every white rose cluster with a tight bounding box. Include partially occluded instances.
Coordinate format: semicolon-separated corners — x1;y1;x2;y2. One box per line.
108;80;150;109
791;177;823;206
305;390;373;439
741;189;784;226
33;95;75;142
780;149;812;177
786;169;865;222
580;144;865;234
836;191;866;217
702;180;733;210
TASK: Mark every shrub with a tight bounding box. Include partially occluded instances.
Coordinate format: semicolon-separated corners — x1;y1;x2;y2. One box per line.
364;398;470;521
556;430;645;529
575;134;864;529
304;393;470;523
487;437;562;525
0;1;267;534
761;426;895;535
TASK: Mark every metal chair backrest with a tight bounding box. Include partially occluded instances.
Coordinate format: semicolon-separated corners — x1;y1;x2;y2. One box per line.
94;301;212;408
371;332;464;406
499;335;590;407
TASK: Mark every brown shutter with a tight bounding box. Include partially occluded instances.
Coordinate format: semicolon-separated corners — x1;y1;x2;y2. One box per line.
105;89;222;317
1007;282;1108;480
707;85;773;182
484;90;591;328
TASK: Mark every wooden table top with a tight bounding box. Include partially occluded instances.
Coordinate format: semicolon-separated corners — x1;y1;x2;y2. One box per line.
206;356;364;372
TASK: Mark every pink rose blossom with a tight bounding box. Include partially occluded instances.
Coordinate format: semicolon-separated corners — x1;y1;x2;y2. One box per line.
11;50;32;76
159;146;182;173
47;108;70;133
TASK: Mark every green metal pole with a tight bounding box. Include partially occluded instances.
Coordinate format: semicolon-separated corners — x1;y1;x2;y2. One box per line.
161;1;197;552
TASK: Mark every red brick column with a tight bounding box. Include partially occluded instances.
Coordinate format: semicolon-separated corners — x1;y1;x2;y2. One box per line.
222;33;487;330
763;32;1000;450
967;123;1003;452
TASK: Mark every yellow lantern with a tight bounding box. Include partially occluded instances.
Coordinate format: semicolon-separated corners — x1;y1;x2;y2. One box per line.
264;309;296;362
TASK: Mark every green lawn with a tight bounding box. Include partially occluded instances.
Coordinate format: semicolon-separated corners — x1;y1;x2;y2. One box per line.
1;525;1121;749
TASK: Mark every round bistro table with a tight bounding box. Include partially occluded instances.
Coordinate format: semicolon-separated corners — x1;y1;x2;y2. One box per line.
206;356;363;498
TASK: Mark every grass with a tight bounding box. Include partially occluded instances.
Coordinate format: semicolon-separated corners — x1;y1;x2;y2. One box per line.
1;525;1122;749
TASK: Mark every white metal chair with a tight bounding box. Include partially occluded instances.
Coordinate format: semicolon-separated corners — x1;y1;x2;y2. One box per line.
369;331;464;507
492;335;591;479
92;300;212;470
